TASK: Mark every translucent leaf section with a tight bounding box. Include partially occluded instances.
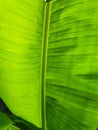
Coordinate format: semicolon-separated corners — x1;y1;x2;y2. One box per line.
46;0;98;130
0;0;45;128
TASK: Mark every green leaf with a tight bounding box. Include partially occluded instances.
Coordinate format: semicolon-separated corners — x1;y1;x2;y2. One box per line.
0;0;45;128
0;0;98;130
46;0;98;130
0;112;13;130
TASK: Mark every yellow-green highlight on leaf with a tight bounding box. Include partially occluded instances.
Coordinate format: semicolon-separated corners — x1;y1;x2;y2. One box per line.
0;0;45;128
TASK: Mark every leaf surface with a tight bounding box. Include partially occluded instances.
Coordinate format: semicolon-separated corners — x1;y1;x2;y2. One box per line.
0;0;45;128
46;0;98;130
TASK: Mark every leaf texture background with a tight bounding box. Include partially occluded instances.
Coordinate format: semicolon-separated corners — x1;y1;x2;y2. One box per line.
46;0;98;130
0;0;45;128
0;0;97;130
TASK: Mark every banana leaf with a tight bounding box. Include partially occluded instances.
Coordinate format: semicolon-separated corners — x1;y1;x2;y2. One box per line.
46;0;98;130
0;0;98;130
0;0;45;128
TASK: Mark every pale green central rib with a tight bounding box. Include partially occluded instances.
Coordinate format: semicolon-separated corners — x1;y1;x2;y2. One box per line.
41;1;52;130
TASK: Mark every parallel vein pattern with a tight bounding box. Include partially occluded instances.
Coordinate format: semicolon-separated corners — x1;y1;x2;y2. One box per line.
46;0;98;130
0;0;45;128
